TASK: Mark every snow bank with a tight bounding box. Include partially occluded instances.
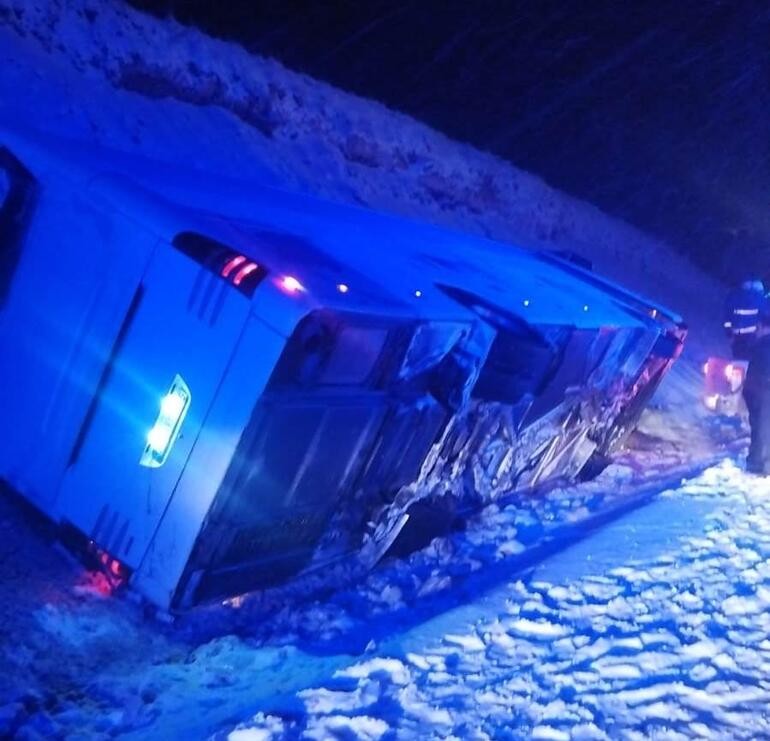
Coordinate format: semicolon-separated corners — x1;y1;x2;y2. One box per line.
228;461;770;739
0;0;725;348
0;0;733;452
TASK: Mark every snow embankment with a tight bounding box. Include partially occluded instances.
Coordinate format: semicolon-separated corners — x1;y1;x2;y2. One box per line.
1;0;724;342
0;0;733;449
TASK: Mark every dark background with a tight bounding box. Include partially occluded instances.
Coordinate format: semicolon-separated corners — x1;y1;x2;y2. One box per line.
126;0;770;281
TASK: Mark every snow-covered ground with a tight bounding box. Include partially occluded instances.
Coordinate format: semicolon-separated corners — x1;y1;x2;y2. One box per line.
223;461;770;740
0;2;757;739
5;458;770;738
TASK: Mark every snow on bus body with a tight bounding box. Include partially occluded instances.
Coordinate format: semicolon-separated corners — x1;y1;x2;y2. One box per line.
0;128;483;609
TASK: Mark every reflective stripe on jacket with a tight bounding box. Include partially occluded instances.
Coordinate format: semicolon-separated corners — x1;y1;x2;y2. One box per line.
724;288;768;335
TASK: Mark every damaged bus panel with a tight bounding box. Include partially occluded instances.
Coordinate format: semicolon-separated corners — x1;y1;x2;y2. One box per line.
0;128;685;610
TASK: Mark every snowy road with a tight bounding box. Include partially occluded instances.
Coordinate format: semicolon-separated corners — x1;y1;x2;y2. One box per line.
223;461;770;740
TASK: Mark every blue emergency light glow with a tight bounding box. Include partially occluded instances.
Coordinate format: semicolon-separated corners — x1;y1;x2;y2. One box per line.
140;374;191;468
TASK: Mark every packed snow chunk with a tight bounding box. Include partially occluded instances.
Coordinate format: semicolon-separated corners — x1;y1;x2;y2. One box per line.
675;590;703;609
489;631;517;650
680;639;723;660
546;585;585;605
570;723;610;741
496;539;526;558
639;630;680;648
374;584;404;610
721;595;762;617
398;685;453;726
728;628;770;650
228;730;277;741
536;698;589;725
689;663;717;682
551;636;577;653
416;573;452;597
304;714;389;741
607;566;639;579
711;652;738;671
336;658;411;686
591;661;643;681
679;681;770;711
508;618;568;640
531;725;570;740
299;681;380;714
228;714;286;741
634;700;692;723
444;633;486;651
581;581;624;602
574;638;612;662
474;689;514;710
611;636;644;652
675;686;728;713
405;653;431;671
614;684;676;707
636;652;683;674
523;598;555;618
426;671;454;685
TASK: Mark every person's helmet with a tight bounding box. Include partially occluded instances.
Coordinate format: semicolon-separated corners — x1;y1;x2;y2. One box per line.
740;273;765;292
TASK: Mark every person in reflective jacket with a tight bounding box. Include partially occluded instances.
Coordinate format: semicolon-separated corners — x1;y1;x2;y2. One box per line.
723;278;768;360
744;311;770;474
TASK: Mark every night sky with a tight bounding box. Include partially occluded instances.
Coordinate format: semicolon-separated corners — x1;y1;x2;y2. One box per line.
127;1;770;281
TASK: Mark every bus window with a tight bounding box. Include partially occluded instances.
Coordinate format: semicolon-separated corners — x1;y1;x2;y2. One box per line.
270;312;394;389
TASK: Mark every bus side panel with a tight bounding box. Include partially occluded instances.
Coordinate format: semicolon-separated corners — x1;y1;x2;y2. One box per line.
0;186;154;506
132;315;287;610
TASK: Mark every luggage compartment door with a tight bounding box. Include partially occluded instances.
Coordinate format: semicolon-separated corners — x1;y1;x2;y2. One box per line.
57;243;251;568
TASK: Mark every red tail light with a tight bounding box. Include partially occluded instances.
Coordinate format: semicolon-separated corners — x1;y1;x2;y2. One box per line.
220;254;247;278
173;232;268;298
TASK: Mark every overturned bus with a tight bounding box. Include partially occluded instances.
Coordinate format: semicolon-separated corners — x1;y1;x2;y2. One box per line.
0;128;684;610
